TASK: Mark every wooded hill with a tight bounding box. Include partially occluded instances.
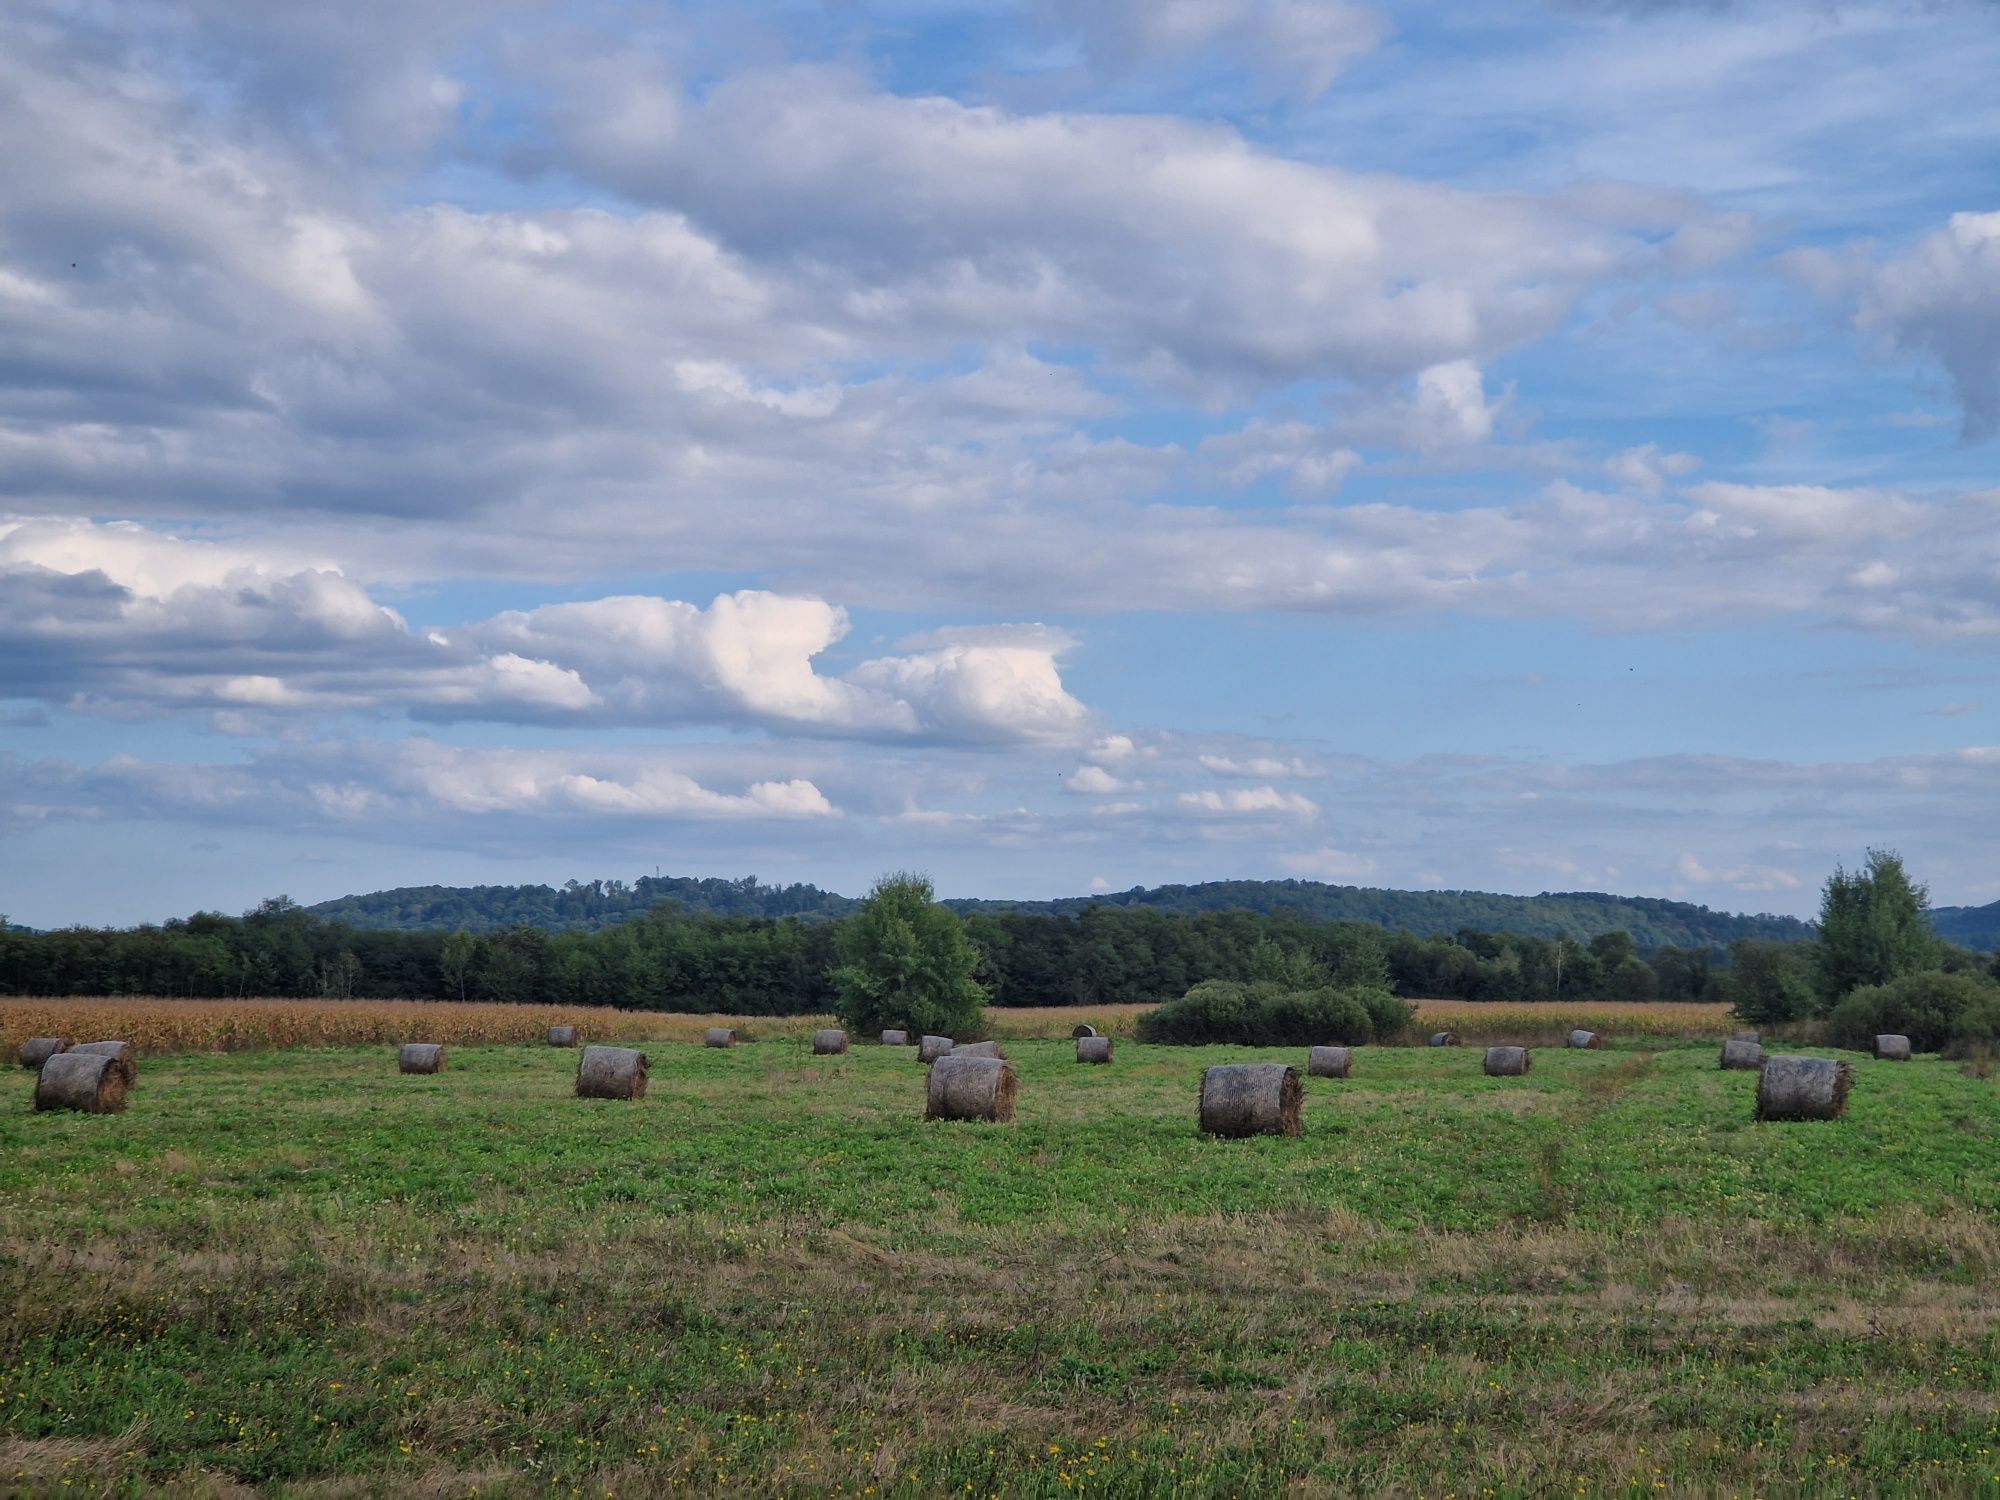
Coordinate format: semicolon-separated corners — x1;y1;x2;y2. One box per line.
306;875;1815;949
1932;899;2000;951
305;876;855;933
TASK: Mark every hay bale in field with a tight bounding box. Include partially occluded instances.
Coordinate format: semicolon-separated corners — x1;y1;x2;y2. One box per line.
1199;1063;1303;1138
33;1052;128;1114
880;1029;910;1047
918;1035;954;1064
18;1037;66;1070
1873;1034;1912;1062
1720;1039;1763;1070
399;1042;446;1074
1428;1031;1459;1047
1732;1031;1760;1044
955;1040;1005;1059
1755;1055;1854;1121
576;1045;648;1099
1071;1024;1100;1039
1567;1029;1600;1049
548;1025;579;1047
1483;1045;1531;1077
925;1055;1018;1123
705;1027;737;1049
69;1040;138;1086
1076;1035;1113;1064
812;1028;848;1056
1307;1045;1352;1079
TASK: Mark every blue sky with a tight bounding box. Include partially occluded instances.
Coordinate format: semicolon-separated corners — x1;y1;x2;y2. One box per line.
3;0;2000;926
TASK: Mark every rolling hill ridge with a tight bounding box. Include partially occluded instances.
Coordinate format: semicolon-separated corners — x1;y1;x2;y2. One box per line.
306;875;1823;949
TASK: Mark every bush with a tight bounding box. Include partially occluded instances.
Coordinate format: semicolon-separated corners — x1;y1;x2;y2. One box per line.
1824;969;1997;1053
1948;986;2000;1055
1138;980;1413;1046
1357;986;1417;1042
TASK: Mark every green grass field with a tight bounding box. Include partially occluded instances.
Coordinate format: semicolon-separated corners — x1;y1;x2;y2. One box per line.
4;1039;1998;1497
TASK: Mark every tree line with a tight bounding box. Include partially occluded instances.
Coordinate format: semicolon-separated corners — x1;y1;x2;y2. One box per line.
0;895;1741;1008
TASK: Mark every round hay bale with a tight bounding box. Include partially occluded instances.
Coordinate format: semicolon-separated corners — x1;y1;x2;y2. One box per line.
925;1055;1018;1122
705;1027;737;1049
1731;1031;1760;1044
1427;1031;1459;1047
1873;1033;1912;1062
33;1052;128;1114
1307;1045;1352;1079
1566;1029;1600;1049
1483;1045;1531;1077
1076;1035;1114;1064
68;1040;138;1087
1719;1039;1763;1071
1755;1054;1854;1121
548;1025;579;1047
880;1029;910;1047
18;1037;67;1070
812;1028;848;1056
1071;1024;1100;1039
955;1040;1005;1059
918;1035;954;1064
576;1045;648;1099
399;1043;446;1074
1199;1063;1303;1138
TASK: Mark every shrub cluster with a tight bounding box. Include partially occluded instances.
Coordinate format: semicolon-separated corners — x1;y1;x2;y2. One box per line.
1137;979;1414;1046
1824;969;2000;1054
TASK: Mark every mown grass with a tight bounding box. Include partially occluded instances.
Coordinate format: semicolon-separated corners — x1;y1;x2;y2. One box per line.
3;1037;1997;1497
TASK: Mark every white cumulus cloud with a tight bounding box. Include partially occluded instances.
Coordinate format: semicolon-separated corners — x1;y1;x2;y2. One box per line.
1177;786;1321;818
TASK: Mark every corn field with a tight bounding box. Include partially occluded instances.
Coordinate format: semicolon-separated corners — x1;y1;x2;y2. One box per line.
4;995;1739;1057
0;998;845;1056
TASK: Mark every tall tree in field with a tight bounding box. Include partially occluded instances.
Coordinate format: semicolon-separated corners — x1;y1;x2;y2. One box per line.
440;929;476;1003
1813;848;1940;1007
831;872;986;1037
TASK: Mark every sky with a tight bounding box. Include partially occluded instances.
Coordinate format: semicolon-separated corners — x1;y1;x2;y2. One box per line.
3;0;2000;927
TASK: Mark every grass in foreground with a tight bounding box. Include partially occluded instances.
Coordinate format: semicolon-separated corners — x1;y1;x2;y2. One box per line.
2;1037;1996;1497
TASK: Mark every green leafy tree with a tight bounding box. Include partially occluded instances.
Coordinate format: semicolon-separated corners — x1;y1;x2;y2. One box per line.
1813;849;1941;1008
1588;930;1638;969
1604;954;1660;1002
1724;937;1817;1024
1247;936;1328;989
440;929;476;1003
830;872;986;1037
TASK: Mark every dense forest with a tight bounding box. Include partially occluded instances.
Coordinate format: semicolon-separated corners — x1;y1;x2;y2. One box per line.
954;881;1814;947
305;876;858;931
0;898;1728;1009
305;874;1816;948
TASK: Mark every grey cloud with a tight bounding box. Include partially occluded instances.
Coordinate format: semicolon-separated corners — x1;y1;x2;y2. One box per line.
78;462;1992;645
1853;212;2000;441
547;65;1658;390
0;8;1779;627
0;739;840;846
0;518;1095;743
1035;0;1388;102
18;735;2000;912
43;0;545;162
